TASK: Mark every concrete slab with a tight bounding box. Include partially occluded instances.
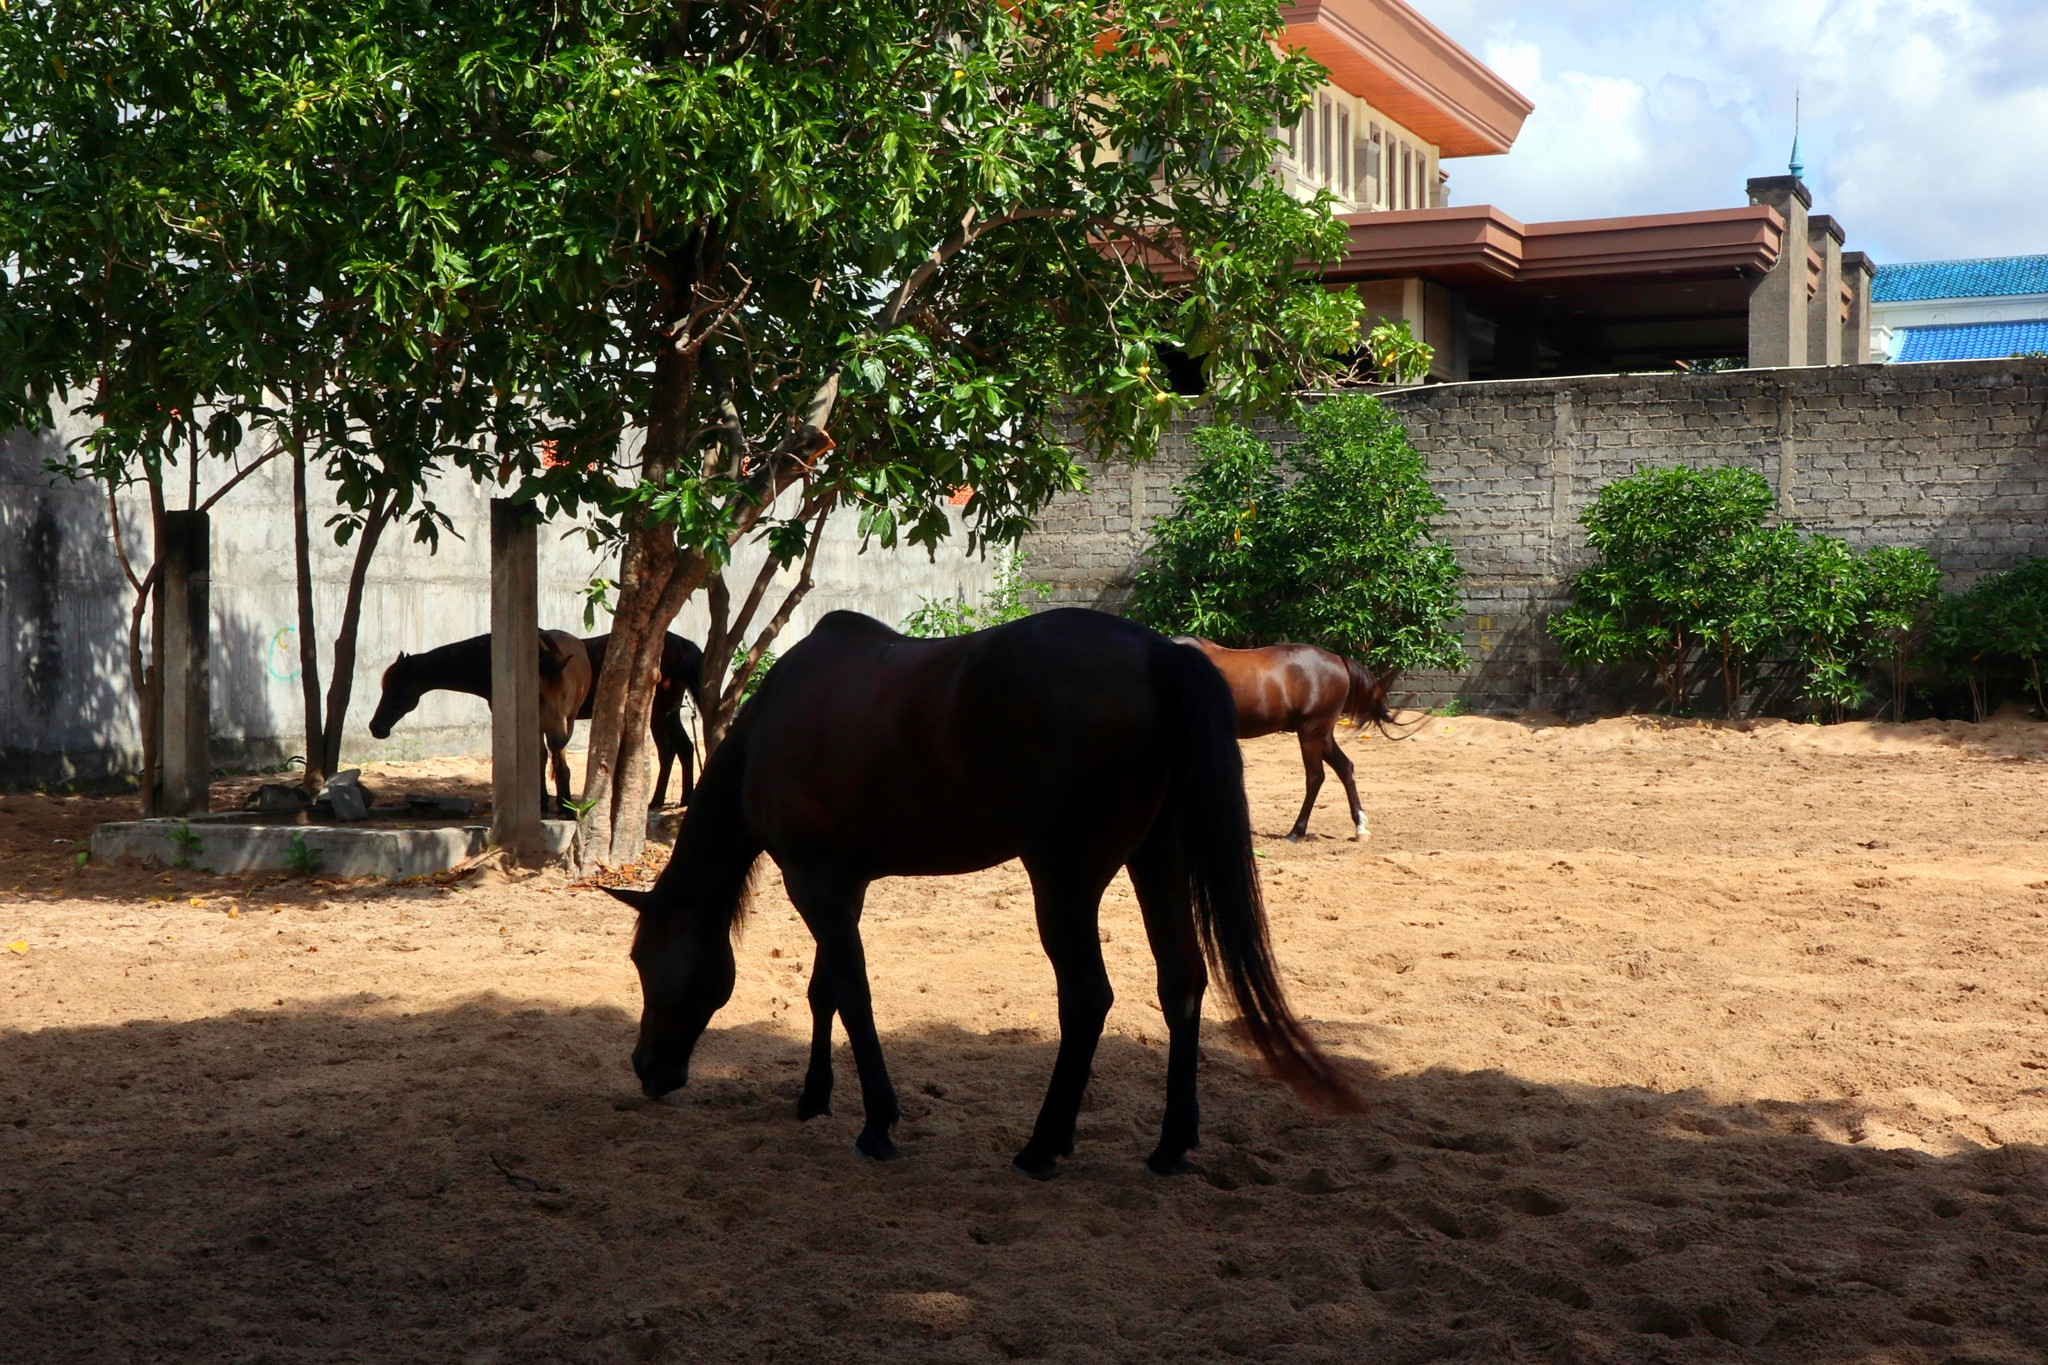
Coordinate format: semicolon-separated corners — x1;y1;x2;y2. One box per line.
90;816;577;880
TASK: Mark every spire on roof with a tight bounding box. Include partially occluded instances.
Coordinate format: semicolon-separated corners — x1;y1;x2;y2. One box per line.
1788;90;1803;178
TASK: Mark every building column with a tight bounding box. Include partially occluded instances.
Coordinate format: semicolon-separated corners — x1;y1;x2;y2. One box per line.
158;510;212;817
1806;215;1845;366
1841;251;1876;364
490;498;544;862
1746;175;1812;368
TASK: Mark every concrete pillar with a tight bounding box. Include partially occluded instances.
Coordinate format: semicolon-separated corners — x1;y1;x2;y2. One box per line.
1746;175;1811;368
1841;251;1876;364
158;510;212;816
490;498;544;861
1806;214;1845;366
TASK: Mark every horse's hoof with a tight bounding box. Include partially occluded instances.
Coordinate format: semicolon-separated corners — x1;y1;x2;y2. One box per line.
796;1081;833;1121
1285;831;1305;845
853;1130;899;1161
1352;827;1369;843
1145;1150;1196;1177
1012;1150;1061;1181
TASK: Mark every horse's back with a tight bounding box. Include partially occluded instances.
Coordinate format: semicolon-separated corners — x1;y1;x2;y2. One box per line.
1178;638;1349;737
735;609;1181;874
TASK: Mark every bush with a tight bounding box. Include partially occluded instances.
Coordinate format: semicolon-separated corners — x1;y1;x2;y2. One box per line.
1549;464;1946;720
1128;395;1464;677
1547;465;1782;714
1929;557;2048;719
900;549;1050;639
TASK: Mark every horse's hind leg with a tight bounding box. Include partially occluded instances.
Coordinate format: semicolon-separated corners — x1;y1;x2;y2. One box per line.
786;870;899;1160
1324;736;1368;841
797;946;835;1120
1012;864;1118;1180
1289;729;1329;842
650;708;680;808
1127;838;1208;1175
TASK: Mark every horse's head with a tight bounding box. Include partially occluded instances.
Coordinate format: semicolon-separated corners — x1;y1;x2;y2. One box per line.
368;652;421;740
610;885;737;1098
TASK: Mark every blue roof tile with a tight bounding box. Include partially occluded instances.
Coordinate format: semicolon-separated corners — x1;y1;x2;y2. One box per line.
1873;255;2048;302
1894;320;2048;362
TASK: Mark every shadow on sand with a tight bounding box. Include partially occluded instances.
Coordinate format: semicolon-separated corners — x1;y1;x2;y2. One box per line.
2;996;2044;1364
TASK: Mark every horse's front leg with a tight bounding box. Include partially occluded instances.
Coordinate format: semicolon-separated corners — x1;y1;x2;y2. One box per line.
787;872;898;1159
544;730;573;815
796;945;835;1120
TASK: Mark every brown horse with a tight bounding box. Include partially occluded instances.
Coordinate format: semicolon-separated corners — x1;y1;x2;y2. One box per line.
1176;639;1394;843
537;631;593;812
607;609;1357;1178
368;631;704;811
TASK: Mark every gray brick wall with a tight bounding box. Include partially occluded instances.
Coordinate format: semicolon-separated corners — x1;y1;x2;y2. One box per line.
1019;358;2048;711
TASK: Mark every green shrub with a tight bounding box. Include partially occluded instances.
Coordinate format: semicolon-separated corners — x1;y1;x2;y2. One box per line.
1128;395;1465;677
1547;465;1780;714
1932;557;2048;718
900;550;1051;638
1550;464;1950;720
1856;545;1942;721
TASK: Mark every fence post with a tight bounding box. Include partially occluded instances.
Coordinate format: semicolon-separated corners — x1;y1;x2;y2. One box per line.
158;510;212;816
490;499;544;862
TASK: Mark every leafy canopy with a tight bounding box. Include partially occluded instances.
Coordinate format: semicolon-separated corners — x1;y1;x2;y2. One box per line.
1129;395;1465;676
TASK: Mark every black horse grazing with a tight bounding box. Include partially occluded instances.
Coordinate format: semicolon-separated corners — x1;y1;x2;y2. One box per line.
369;631;704;808
607;608;1357;1179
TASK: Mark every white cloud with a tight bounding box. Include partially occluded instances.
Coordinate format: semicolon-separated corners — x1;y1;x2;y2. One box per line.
1419;0;2048;261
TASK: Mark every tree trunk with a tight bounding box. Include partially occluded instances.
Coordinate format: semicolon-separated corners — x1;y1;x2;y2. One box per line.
577;330;690;869
290;442;325;789
575;340;839;871
318;491;394;775
700;502;830;758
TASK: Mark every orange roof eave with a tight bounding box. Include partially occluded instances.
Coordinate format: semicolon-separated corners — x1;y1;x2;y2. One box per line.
1326;204;1790;284
1279;0;1533;158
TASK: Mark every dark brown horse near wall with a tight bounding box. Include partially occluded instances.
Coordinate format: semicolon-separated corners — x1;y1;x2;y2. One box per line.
609;609;1359;1179
368;631;704;809
1176;638;1394;843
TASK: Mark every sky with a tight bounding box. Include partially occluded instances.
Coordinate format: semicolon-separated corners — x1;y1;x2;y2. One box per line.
1417;0;2048;265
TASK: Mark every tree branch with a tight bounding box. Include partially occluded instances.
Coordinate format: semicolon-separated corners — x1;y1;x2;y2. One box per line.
197;443;281;514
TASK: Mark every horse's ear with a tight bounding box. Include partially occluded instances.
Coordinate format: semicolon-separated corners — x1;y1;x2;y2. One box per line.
605;887;657;913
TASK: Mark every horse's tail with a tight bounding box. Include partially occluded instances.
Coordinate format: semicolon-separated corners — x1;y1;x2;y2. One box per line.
1340;655;1398;736
1155;643;1363;1112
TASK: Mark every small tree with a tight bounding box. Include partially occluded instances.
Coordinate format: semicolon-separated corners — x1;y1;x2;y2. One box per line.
1780;534;1869;723
1855;545;1942;721
1698;524;1799;719
1130;395;1464;677
1548;465;1776;713
1983;558;2048;716
901;550;1051;639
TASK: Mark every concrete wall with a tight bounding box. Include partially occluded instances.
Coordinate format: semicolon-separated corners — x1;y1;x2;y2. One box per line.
0;409;998;786
1021;358;2048;711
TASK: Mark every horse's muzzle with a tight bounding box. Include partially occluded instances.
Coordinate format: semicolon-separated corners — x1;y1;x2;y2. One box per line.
634;1049;688;1100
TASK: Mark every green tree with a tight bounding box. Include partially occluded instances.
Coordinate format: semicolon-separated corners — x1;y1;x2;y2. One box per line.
1927;581;2002;722
0;0;529;798
1855;545;1941;722
1982;558;2048;716
7;0;1364;862
420;0;1364;863
1548;465;1777;714
1779;534;1868;722
1130;395;1464;677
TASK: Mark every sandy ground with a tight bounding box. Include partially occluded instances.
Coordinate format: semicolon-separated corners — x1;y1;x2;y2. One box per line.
3;715;2047;1364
